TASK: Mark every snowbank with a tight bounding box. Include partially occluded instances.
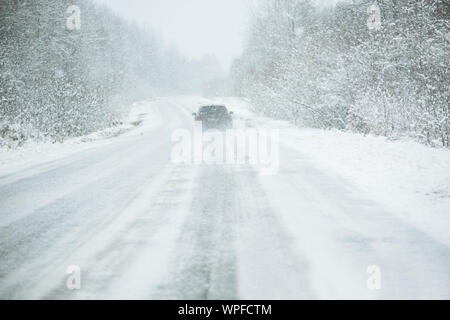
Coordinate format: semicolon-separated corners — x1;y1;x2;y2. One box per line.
219;97;450;246
0;100;162;177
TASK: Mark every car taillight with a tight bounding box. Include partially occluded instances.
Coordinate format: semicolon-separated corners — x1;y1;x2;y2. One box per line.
225;114;231;119
196;115;201;121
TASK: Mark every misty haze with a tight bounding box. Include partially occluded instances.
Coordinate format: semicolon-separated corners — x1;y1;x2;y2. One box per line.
0;0;449;301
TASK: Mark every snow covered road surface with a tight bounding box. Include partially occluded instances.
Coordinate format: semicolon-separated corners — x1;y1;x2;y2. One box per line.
0;97;449;299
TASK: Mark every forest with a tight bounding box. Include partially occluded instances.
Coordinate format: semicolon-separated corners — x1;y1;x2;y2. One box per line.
0;0;221;144
231;0;449;147
1;0;448;148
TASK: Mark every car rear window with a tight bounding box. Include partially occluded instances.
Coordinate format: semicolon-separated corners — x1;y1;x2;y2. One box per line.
199;106;228;115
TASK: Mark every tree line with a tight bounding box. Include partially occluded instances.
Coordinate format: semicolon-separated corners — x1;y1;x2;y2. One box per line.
231;0;449;147
0;0;221;144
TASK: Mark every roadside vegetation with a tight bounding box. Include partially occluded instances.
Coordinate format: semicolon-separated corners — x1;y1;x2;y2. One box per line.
231;0;449;147
0;0;222;147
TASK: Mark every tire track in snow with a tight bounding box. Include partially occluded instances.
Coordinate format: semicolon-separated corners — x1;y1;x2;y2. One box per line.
43;163;198;299
156;165;314;299
155;166;239;299
0;99;192;299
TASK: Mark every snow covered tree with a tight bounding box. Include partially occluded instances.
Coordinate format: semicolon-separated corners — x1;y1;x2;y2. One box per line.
0;0;222;144
232;0;449;147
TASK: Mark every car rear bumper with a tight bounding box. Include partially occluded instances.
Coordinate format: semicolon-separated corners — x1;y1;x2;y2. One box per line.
202;120;233;131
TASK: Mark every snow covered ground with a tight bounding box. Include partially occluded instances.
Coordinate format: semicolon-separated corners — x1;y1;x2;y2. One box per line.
216;97;450;247
0;97;449;300
0;100;162;177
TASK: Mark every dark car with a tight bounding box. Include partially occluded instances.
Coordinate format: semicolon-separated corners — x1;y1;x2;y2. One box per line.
192;105;233;131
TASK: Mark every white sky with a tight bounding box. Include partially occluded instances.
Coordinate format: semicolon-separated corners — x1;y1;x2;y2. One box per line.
93;0;339;70
93;0;249;69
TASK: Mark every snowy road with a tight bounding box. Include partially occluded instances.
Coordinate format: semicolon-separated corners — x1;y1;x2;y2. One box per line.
0;97;449;299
